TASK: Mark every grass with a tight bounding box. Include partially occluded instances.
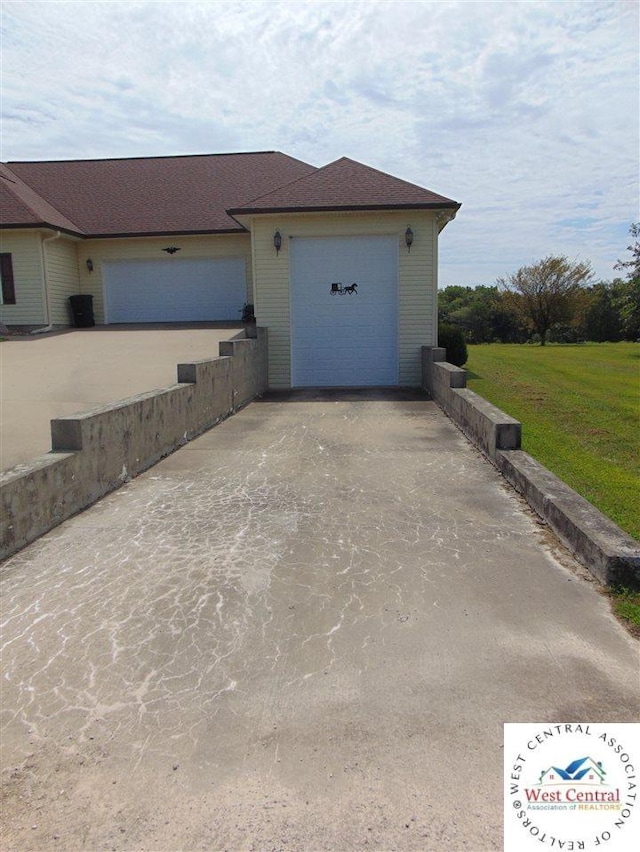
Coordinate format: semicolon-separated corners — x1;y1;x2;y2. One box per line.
465;343;640;542
608;587;640;638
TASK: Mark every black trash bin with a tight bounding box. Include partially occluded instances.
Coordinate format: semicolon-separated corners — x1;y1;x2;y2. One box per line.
68;294;95;328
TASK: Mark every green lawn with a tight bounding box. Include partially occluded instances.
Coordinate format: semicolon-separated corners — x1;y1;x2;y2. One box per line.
465;343;640;542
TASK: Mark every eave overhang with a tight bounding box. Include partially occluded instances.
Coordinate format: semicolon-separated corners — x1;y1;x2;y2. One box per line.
0;224;249;239
227;202;461;217
0;222;83;238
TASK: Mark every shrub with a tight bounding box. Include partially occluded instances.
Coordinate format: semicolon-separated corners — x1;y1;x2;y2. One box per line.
240;303;256;323
548;323;585;344
438;323;468;366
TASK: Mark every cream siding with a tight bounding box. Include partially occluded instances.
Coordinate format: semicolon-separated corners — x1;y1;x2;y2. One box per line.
46;236;81;325
0;230;46;325
79;234;253;323
250;211;438;388
398;213;436;386
432;221;439;346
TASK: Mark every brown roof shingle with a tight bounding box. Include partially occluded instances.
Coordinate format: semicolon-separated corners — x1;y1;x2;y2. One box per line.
1;152;459;236
231;157;460;214
3;152;316;237
1;166;82;233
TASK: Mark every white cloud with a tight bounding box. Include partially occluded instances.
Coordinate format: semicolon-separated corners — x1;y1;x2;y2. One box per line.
1;0;638;284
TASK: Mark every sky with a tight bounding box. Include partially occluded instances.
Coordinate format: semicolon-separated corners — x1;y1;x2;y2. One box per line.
1;0;638;287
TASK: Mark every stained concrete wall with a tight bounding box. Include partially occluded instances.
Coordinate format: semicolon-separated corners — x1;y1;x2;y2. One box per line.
422;346;640;587
422;346;521;461
495;450;640;587
0;329;268;560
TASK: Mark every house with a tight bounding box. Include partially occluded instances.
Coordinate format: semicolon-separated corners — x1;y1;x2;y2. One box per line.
0;152;460;388
538;767;560;785
538;758;606;786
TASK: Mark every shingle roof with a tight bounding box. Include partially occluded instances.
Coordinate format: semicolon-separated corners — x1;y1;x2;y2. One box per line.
1;152;459;237
1;166;81;233
231;157;460;214
2;152;316;237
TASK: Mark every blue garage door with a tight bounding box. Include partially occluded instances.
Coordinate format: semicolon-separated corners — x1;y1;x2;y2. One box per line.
104;258;246;323
290;236;398;386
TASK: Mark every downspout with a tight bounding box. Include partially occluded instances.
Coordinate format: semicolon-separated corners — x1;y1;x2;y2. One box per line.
31;230;61;334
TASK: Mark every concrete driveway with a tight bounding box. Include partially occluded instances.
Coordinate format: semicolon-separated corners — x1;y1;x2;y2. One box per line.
0;325;239;470
1;391;638;851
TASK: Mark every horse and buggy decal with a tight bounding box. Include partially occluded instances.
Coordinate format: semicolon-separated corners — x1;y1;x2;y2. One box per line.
330;282;358;295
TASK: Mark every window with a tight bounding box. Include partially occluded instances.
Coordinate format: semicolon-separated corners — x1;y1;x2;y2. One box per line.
0;253;16;304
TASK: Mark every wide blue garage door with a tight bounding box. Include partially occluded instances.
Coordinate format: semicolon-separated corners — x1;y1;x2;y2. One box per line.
104;258;246;323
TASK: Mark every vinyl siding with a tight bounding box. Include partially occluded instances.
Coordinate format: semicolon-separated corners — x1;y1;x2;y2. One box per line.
398;213;436;386
79;234;253;323
0;230;46;325
46;236;81;325
250;211;438;388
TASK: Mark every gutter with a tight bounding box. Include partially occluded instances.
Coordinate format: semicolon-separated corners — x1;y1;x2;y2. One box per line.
227;202;462;216
31;230;61;334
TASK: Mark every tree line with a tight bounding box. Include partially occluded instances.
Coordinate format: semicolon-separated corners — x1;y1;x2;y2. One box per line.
439;224;640;346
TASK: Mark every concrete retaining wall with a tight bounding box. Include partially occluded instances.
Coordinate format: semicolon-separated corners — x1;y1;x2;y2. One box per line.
496;450;640;587
1;329;268;560
422;346;521;460
422;346;640;587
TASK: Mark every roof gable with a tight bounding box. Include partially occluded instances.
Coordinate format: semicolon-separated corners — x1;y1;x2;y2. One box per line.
230;157;460;214
1;166;82;234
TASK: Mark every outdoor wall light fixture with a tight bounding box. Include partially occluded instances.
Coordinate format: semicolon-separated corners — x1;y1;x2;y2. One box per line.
162;246;181;254
405;226;414;253
86;259;94;272
273;230;282;254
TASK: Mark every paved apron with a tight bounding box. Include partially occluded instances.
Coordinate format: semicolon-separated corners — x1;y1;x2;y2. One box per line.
1;392;638;851
0;327;237;469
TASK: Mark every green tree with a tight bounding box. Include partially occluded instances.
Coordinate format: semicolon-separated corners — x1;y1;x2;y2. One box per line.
490;296;529;343
612;224;640;340
584;282;624;342
614;222;640;280
611;277;640;340
438;285;528;343
498;256;593;345
438;286;476;325
444;286;497;343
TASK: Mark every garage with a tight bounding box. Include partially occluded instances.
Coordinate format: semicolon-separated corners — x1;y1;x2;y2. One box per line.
103;258;246;323
290;236;398;387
